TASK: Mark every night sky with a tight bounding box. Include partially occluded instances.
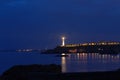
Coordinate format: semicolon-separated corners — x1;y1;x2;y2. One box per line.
0;0;120;49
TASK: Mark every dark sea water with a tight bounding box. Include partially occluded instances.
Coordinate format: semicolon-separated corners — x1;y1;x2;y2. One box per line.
0;52;120;74
61;53;120;73
0;52;60;75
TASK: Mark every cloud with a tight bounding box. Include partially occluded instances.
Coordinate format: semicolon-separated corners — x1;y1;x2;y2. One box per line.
0;0;120;49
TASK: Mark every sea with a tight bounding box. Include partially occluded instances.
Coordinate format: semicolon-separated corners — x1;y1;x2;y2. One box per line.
0;52;120;75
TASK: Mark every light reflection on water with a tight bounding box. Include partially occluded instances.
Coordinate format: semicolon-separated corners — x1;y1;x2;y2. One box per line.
0;52;120;74
61;53;120;73
61;57;66;72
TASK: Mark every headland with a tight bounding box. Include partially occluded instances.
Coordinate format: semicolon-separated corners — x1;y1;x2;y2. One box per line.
42;41;120;54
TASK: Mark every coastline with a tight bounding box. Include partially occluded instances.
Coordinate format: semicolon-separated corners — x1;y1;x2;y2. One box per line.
1;64;120;80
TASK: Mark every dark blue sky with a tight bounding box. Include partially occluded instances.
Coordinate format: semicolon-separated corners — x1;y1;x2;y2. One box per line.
0;0;120;49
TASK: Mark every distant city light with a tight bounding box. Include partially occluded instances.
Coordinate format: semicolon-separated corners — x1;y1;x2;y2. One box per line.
64;42;120;47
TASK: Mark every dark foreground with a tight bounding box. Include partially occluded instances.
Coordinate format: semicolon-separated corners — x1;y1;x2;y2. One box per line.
1;64;120;80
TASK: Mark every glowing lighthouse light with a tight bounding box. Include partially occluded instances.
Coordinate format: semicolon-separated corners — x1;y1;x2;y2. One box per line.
62;37;65;46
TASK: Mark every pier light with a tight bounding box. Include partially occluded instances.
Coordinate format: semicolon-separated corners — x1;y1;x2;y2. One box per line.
62;36;65;46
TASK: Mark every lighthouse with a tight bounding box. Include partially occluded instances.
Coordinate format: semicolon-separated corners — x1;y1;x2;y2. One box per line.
62;37;65;46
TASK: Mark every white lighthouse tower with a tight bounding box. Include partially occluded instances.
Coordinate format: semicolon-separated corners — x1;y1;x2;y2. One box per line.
62;37;65;46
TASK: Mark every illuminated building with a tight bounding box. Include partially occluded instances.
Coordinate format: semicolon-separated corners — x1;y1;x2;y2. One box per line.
62;37;65;46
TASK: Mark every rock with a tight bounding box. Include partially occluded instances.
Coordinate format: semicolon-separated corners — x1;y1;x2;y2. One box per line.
0;64;61;80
